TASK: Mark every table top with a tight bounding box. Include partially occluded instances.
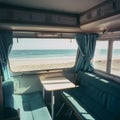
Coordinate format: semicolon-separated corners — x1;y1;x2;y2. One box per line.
40;76;75;91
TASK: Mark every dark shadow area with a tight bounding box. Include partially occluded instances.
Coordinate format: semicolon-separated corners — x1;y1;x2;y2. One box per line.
0;107;19;119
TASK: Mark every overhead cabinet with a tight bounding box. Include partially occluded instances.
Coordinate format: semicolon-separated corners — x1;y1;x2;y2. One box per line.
80;0;120;25
0;7;79;27
114;0;120;11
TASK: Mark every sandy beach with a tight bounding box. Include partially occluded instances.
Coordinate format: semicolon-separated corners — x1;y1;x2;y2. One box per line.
9;57;76;72
94;59;120;76
9;58;120;76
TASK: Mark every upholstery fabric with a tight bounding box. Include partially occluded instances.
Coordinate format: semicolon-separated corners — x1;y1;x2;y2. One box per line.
14;93;52;120
2;81;52;120
61;72;120;120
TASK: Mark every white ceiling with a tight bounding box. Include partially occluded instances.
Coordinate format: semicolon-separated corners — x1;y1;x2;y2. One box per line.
0;0;106;13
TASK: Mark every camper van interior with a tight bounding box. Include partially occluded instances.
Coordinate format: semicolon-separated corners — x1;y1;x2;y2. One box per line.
0;0;120;120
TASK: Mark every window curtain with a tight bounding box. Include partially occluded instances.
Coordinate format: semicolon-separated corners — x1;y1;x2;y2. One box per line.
75;33;99;72
0;30;13;80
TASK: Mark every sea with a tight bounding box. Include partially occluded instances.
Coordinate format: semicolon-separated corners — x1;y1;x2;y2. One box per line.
95;49;120;59
9;49;77;59
9;49;120;59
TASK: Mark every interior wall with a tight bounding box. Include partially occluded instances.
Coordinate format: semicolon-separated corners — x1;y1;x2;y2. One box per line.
13;75;42;94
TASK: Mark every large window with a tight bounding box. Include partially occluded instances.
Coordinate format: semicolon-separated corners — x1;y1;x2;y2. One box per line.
93;41;108;72
93;40;120;77
9;38;78;72
111;41;120;76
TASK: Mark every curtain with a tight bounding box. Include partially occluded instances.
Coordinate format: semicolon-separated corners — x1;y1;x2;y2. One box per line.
0;30;13;80
75;33;99;72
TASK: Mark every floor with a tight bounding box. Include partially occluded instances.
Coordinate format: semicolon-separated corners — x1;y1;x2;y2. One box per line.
45;91;78;120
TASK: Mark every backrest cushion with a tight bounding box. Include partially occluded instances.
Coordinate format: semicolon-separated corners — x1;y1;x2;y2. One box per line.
2;80;14;107
76;71;120;118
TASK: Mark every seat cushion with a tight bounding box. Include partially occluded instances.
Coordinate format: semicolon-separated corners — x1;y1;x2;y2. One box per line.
2;81;52;120
2;80;17;108
14;92;52;120
76;71;120;118
61;87;118;120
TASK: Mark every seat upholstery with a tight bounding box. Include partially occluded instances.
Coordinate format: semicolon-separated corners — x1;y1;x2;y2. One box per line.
2;80;52;120
61;71;120;120
14;92;52;120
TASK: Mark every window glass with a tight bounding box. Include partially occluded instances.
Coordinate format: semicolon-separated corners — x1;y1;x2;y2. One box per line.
9;38;78;72
111;41;120;76
93;41;108;71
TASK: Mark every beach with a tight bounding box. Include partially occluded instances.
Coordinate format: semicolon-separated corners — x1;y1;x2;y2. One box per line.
9;57;76;72
94;59;120;76
9;58;120;76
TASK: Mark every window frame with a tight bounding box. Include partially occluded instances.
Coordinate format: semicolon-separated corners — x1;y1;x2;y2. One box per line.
8;37;78;73
93;39;109;72
94;38;120;79
110;40;120;76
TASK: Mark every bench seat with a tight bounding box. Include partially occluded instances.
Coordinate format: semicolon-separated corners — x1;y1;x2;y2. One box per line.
61;71;120;120
2;81;52;120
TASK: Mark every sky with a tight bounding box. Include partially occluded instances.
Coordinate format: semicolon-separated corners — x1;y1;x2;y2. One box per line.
12;38;78;50
96;41;120;49
12;38;120;50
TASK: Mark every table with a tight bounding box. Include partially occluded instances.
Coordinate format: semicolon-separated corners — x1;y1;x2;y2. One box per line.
40;76;75;120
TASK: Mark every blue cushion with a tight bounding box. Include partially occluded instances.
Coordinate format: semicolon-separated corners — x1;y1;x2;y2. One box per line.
61;71;120;120
76;71;120;118
2;81;52;120
2;80;15;108
62;88;117;120
14;92;52;120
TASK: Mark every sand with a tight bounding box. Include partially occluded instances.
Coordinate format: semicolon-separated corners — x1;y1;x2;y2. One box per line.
9;57;76;72
9;58;120;76
94;59;120;76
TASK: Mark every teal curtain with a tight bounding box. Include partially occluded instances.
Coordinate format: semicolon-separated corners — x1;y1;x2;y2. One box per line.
75;33;99;72
0;30;13;80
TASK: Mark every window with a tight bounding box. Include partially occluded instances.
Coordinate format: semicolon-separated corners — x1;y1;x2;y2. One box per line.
93;41;108;72
9;38;78;72
111;41;120;76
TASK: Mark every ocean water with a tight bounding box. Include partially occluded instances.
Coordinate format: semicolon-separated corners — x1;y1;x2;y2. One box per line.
95;49;120;59
9;49;120;59
9;49;77;59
